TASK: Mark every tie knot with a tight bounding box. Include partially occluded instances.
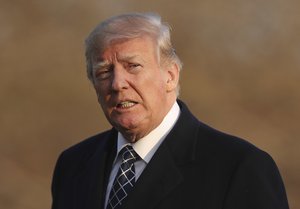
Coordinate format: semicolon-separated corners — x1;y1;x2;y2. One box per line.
120;145;139;163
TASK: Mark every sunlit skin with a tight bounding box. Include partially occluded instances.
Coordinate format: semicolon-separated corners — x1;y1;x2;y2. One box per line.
92;36;179;142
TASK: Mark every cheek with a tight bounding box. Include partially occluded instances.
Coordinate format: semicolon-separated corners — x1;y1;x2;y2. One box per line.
94;87;110;109
94;82;110;97
145;70;166;87
153;76;167;94
144;82;167;108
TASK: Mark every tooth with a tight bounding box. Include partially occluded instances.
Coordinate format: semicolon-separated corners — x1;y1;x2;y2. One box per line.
119;101;135;108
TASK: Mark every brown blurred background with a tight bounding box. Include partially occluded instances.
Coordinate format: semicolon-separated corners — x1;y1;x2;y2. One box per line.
0;0;299;208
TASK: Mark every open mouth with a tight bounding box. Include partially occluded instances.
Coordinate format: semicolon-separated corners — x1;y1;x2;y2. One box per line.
116;101;137;109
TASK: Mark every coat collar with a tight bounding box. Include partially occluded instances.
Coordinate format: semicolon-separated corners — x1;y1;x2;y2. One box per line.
164;100;200;164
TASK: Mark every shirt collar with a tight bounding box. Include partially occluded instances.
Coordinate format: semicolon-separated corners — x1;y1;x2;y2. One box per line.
117;101;180;163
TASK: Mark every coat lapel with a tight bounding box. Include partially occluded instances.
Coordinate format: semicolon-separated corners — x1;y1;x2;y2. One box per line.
74;130;118;209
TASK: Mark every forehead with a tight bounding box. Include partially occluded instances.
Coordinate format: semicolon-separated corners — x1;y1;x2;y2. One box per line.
98;36;158;62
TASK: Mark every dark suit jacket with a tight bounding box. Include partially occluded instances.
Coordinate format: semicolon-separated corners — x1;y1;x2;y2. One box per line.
51;100;289;209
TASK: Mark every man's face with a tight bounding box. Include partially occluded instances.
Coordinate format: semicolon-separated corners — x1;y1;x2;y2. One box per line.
92;36;178;142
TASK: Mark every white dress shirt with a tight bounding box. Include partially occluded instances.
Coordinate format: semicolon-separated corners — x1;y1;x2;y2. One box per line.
105;101;180;206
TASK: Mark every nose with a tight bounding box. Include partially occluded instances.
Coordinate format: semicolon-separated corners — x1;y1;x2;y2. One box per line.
111;64;129;92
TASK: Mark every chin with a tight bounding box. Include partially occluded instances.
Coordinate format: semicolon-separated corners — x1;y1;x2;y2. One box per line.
114;121;147;142
113;115;144;129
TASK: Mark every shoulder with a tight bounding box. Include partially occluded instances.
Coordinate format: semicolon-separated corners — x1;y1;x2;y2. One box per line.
192;119;283;183
174;100;271;165
200;125;290;208
56;129;115;165
196;119;267;161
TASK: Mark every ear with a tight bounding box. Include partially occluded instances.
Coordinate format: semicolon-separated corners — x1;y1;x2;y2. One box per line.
165;62;180;92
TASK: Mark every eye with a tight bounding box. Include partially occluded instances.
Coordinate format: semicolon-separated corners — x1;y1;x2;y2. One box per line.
128;63;142;71
94;67;113;80
129;63;140;68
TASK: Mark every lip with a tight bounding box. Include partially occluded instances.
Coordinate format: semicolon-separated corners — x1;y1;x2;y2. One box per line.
114;100;138;110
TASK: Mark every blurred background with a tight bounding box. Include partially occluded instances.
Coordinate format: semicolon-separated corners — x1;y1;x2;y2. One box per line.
0;0;299;208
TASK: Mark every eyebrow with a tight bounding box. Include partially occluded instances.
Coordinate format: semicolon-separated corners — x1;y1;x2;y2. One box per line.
93;54;145;70
92;60;111;71
118;54;145;63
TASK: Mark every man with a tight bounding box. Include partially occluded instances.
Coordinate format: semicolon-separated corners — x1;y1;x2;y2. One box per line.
51;13;289;209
